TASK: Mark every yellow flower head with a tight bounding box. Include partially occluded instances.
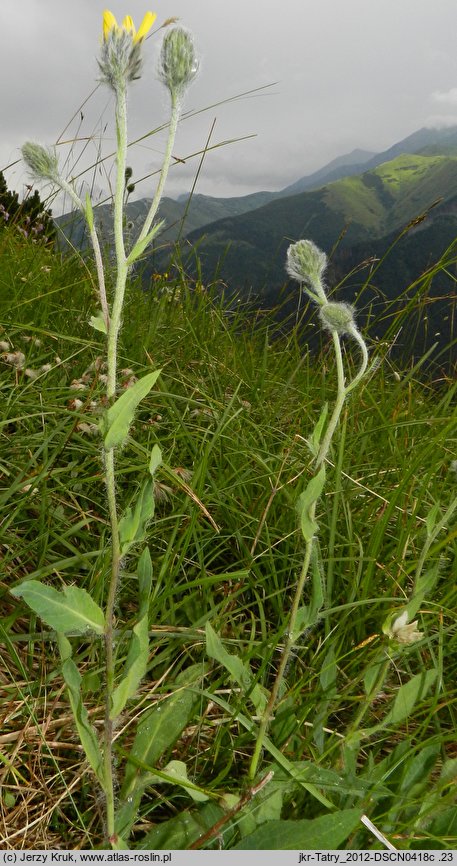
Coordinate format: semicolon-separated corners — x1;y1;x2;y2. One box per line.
99;10;156;88
102;10;157;44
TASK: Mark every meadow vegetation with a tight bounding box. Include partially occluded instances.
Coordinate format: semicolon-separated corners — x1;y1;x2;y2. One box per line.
1;9;457;853
1;217;457;849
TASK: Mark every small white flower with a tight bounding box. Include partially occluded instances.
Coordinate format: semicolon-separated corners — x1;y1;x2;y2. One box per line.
389;610;423;645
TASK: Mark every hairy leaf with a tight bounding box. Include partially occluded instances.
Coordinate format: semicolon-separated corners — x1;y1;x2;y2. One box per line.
233;808;362;849
61;658;104;785
110;614;149;720
11;581;105;635
296;465;326;542
102;370;161;450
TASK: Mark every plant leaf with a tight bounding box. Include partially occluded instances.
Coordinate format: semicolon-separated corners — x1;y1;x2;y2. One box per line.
307;403;328;457
386;669;437;725
137;546;153;618
136;803;226;850
118;478;155;555
102;370;161;450
407;560;441;620
233;808;362;850
11;581;105;635
290;545;324;642
125;220;165;266
148;760;209;803
110;614;149;720
84;191;95;234
89;311;107;334
296;465;326;542
149;443;162;477
205;621;267;714
115;664;205;840
61;658;104;785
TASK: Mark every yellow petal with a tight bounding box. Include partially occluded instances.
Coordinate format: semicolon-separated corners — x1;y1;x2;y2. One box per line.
122;15;135;34
103;9;118;40
134;11;157;42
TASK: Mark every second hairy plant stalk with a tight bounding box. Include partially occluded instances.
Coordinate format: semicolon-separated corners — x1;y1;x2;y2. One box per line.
249;240;369;781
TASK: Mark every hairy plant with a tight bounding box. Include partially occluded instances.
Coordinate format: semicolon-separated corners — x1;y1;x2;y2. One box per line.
13;9;198;848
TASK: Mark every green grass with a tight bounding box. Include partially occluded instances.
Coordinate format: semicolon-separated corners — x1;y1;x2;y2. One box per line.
1;224;457;849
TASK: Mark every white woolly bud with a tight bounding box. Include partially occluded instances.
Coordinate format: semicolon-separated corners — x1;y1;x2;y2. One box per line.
319;302;356;336
286;240;328;299
158;27;198;100
22;142;60;183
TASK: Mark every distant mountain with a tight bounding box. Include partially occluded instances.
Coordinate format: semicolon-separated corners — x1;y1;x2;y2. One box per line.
55;147;379;252
158;151;457;292
279;148;375;197
54;125;457;366
56;126;457;254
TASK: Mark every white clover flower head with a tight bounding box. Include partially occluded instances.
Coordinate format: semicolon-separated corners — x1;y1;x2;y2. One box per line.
22;142;60;183
319;301;356;336
158;27;199;100
388;610;424;645
286;240;328;297
449;459;457;479
98;10;156;89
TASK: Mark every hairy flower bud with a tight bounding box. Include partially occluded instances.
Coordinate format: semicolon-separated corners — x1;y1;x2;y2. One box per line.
286;240;328;297
98;29;144;88
22;142;60;183
319;301;356;335
158;27;198;100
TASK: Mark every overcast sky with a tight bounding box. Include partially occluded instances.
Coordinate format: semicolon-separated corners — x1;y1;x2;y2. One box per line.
2;0;457;209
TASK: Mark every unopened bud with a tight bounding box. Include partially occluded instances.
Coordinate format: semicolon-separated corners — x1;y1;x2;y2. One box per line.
319;302;356;335
158;27;198;99
22;142;60;183
286;240;328;295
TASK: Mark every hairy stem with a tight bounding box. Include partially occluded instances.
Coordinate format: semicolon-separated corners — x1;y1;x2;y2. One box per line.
103;78;129;848
250;322;368;780
134;93;180;247
55;177;110;330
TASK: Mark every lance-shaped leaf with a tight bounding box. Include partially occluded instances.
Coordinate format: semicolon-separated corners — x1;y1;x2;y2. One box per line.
84;191;95;234
125;220;165;266
110;614;149;720
102;370;161;450
118;478;155;555
233;808;362;850
61;657;105;785
205;621;267;714
116;664;205;840
296;465;326;543
291;544;325;643
307;403;328;458
137;546;153;618
149;443;162;477
11;581;105;635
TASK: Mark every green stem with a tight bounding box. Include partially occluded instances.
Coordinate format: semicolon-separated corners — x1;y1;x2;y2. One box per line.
103;448;121;845
345;653;390;741
250;321;369;780
249;529;315;781
103;78;129;848
107;80;129;401
56;177;110;331
133;93;180;248
315;331;346;468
